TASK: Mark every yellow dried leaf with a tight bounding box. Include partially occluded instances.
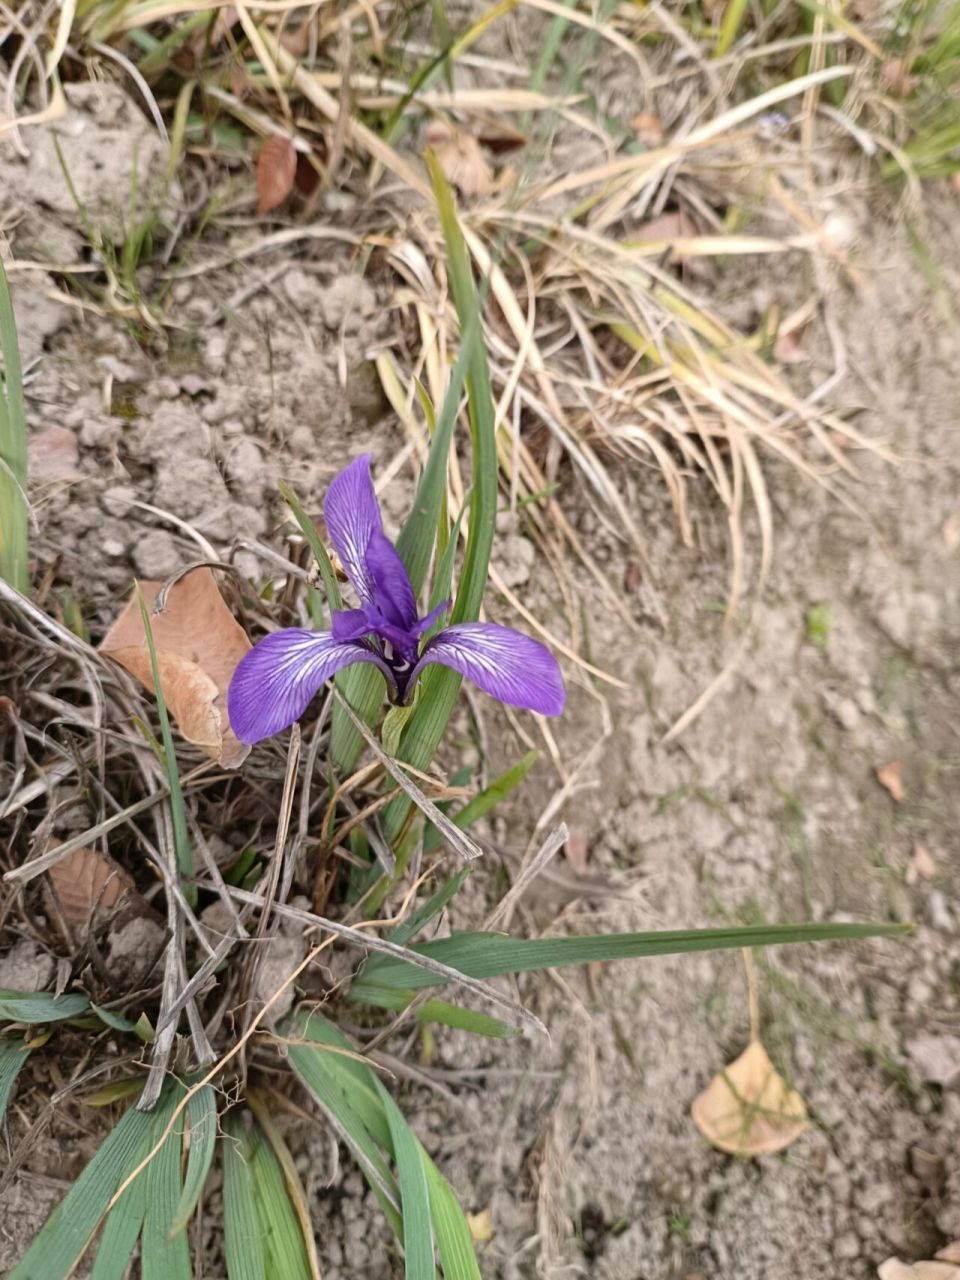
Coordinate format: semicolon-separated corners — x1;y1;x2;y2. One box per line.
877;760;905;803
425;122;494;198
467;1208;493;1243
691;1039;808;1157
100;568;251;768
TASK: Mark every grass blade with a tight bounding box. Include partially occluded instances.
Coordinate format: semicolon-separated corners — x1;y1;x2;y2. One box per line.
352;921;910;994
0;1036;31;1123
135;584;196;905
246;1112;314;1279
168;1083;217;1237
389;868;472;947
222;1112;268;1280
89;1126;152;1280
424;751;539;853
350;983;518;1039
0;989;89;1022
141;1084;191;1280
0;258;28;594
423;1157;481;1280
10;1088;158;1278
383;1095;436;1280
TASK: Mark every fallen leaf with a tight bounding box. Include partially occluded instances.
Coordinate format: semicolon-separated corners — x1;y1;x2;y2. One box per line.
878;1259;960;1279
937;1246;960;1265
773;327;811;365
257;134;297;216
476;122;527;155
633;211;699;264
467;1208;493;1244
691;1038;809;1156
295;150;321;197
46;846;141;928
28;425;81;483
942;513;960;551
425;122;494;198
99;568;251;767
881;58;918;97
877;760;904;803
913;843;936;881
631;112;664;147
904;1033;960;1087
564;829;589;875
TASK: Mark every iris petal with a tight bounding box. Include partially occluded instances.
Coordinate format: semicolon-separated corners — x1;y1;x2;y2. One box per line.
322;455;384;606
227;628;390;745
409;622;565;716
364;531;418;630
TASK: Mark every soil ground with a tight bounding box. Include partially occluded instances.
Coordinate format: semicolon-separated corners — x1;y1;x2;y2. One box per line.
1;69;959;1280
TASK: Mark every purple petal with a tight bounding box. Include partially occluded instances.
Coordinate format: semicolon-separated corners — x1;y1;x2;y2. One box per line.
227;629;390;745
411;600;450;640
364;531;417;630
410;623;565;716
332;609;373;643
322;455;383;606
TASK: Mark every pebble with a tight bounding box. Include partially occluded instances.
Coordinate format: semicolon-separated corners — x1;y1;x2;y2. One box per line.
834;1231;860;1260
927;890;955;931
132;529;181;579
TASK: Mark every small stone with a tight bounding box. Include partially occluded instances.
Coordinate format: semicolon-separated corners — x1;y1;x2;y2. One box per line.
495;534;535;589
905;1033;960;1086
834;1231;860;1260
154;376;181;399
101;485;137;517
0;938;55;991
225;438;265;496
80;417;122;449
102;538;126;559
132;529;181;579
316;275;377;332
927;890;955;931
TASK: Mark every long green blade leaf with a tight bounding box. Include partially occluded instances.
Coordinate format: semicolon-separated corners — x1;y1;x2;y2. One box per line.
11;1092;158;1278
353;921;910;994
222;1113;267;1280
423;1156;481;1280
248;1118;313;1279
89;1126;153;1280
424;751;539;854
0;1036;31;1123
168;1083;217;1237
142;1085;191;1280
0;258;28;594
383;1094;436;1280
349;983;518;1039
0;989;89;1023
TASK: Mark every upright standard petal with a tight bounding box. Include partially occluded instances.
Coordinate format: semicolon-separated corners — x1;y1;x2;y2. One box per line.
364;530;417;630
322;455;383;605
410;622;565;716
227;629;390;744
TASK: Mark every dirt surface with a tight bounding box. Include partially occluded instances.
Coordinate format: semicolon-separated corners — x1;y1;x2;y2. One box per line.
2;76;960;1280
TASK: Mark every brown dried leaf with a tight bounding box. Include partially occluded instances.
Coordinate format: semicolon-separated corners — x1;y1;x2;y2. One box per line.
99;568;251;767
877;760;905;803
773;327;811;365
47;846;138;926
564;829;589;875
425;122;494;198
28;425;81;483
878;1260;960;1279
881;58;918;97
631;112;664;147
913;843;936;881
936;1245;960;1265
691;1039;809;1156
257;134;297;217
633;211;699;264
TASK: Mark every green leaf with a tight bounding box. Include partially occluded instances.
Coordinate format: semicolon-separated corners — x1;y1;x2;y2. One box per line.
287;1015;401;1233
353;921;910;995
89;1126;152;1280
0;257;29;594
383;1094;436;1280
350;983;518;1039
331;663;388;772
135;584;196;906
389;867;472;947
168;1084;218;1237
247;1117;313;1279
92;1005;141;1034
222;1113;267;1280
423;751;539;854
10;1088;158;1278
141;1084;191;1280
0;1035;31;1123
0;989;90;1023
278;480;342;616
424;1157;481;1280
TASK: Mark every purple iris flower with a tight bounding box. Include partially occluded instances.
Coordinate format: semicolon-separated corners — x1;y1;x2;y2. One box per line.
228;455;565;745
